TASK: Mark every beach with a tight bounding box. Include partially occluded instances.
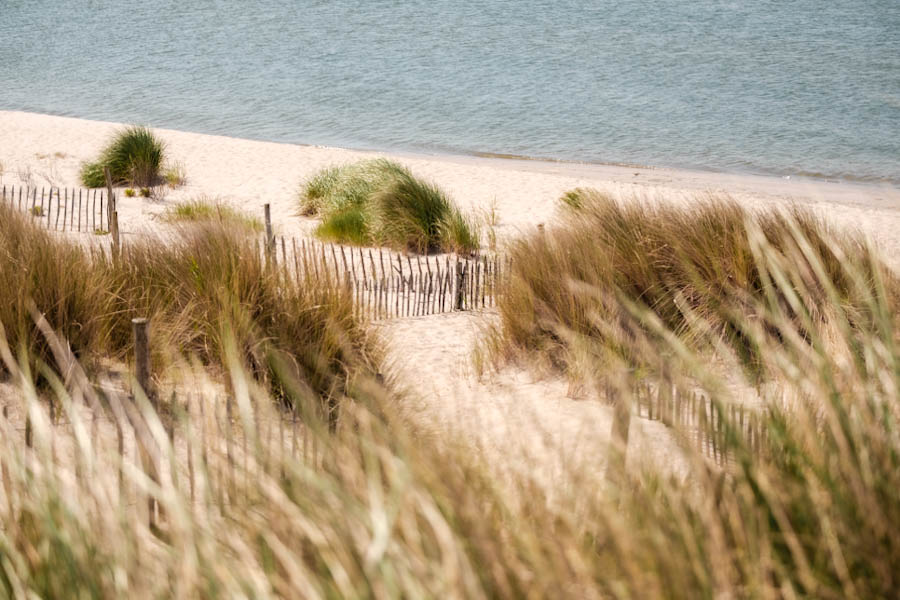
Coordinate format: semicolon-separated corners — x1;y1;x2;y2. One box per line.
2;102;899;595
2;108;899;484
3;110;899;255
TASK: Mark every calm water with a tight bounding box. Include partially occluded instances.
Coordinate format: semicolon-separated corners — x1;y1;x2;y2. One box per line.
2;1;899;182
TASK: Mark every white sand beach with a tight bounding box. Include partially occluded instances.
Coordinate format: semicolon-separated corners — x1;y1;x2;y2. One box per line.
3;110;899;252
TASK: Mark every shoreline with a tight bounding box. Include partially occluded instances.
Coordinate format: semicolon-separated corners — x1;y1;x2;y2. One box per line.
2;109;899;259
6;107;899;191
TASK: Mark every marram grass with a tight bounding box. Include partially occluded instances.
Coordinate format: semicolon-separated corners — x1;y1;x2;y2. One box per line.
1;205;899;597
80;125;165;188
0;200;379;408
299;159;479;253
489;189;899;377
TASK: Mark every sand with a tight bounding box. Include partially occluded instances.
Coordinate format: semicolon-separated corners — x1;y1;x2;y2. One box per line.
3;110;899;252
2;109;899;482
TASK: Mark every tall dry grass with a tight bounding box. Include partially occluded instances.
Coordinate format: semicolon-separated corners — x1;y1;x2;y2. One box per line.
0;201;380;413
0;190;898;598
490;189;898;377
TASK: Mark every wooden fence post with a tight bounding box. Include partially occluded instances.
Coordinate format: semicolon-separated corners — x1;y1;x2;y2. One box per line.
133;318;154;407
104;168;119;254
132;317;160;527
264;203;274;263
455;261;466;310
1;405;11;495
606;383;631;490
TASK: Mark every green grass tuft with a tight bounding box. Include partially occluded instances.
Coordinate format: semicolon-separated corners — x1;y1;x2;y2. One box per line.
162;198;263;232
314;206;370;245
299;159;478;253
163;161;187;188
80;126;165;188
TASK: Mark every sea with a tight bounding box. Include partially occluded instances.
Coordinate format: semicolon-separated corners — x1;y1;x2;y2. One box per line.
1;0;898;183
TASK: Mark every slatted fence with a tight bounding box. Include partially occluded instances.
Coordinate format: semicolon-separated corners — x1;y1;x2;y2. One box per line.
1;184;112;234
629;380;771;466
1;187;504;317
263;236;504;319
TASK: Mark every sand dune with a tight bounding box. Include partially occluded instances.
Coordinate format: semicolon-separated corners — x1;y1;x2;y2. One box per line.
2;109;898;480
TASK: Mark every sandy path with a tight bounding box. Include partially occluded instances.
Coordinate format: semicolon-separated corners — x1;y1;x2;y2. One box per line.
379;312;687;489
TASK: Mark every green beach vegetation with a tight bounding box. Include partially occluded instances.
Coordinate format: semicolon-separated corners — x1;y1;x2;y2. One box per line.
80;126;166;188
1;191;899;598
163;160;187;188
161;197;263;232
299;159;479;253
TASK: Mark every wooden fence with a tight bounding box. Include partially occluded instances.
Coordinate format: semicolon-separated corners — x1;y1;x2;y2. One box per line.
1;184;112;234
629;380;770;466
0;187;503;318
263;236;504;319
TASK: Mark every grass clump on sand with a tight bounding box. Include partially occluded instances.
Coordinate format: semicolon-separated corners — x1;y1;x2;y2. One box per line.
299;159;478;253
1;205;899;597
490;188;898;376
162;197;263;232
0;201;378;413
163;161;187;188
80;126;165;188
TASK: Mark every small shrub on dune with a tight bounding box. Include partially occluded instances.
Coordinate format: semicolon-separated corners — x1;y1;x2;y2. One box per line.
369;168;475;253
299;161;400;216
80;125;165;188
299;159;478;253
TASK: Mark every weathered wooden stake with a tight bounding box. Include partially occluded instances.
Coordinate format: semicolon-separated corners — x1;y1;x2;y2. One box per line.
132;318;154;407
606;384;631;489
264;204;274;262
1;405;11;499
104;168;120;253
455;261;466;310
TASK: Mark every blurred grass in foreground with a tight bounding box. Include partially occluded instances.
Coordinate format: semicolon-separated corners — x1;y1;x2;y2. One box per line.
0;192;898;598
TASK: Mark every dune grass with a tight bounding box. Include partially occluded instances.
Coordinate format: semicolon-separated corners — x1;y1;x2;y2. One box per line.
489;189;898;377
163;161;187;188
80;126;165;188
299;159;479;253
0;201;378;411
1;202;898;597
161;197;263;232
